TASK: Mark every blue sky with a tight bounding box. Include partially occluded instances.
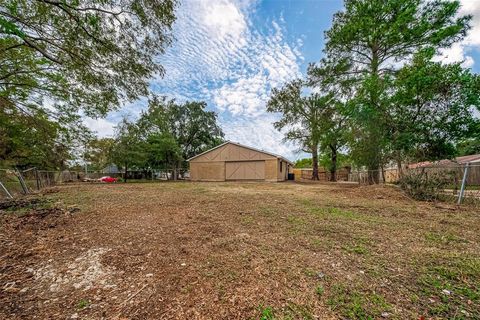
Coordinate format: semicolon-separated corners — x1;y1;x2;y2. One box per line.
85;0;480;161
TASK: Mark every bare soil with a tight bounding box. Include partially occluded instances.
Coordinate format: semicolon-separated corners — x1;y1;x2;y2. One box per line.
0;182;479;319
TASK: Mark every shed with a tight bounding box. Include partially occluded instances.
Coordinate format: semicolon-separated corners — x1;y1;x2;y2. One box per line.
187;141;293;182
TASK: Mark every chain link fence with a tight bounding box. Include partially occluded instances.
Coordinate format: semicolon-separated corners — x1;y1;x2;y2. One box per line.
0;168;190;200
348;164;480;204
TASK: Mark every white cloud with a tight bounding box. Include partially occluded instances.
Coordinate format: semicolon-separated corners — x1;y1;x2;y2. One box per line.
220;115;303;161
153;0;304;156
436;0;480;67
83;117;115;137
84;0;304;158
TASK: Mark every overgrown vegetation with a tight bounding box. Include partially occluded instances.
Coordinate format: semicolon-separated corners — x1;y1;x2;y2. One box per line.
398;169;454;201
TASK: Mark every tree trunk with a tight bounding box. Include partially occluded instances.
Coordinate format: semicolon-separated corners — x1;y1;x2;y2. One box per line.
396;151;403;180
366;44;381;185
381;163;386;183
173;163;177;181
329;144;337;182
124;163;128;183
312;144;319;180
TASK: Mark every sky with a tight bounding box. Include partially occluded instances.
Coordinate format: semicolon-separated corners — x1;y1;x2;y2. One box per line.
84;0;480;161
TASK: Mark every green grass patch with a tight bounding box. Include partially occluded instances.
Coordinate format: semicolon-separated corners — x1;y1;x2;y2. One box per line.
300;199;358;220
343;243;369;255
424;231;467;246
418;257;480;318
240;215;255;225
326;284;391;319
258;205;276;216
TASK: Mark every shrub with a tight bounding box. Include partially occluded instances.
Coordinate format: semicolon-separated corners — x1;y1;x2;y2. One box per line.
399;168;454;201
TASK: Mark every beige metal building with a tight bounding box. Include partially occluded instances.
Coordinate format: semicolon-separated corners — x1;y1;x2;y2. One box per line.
188;141;293;182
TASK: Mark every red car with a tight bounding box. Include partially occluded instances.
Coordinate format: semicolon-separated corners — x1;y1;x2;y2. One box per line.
99;176;117;183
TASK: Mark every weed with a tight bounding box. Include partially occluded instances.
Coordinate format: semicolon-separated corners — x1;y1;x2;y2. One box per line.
77;299;89;309
259;305;275;320
304;268;316;277
315;285;324;297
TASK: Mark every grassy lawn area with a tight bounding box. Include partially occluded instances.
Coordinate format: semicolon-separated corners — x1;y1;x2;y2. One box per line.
1;182;479;319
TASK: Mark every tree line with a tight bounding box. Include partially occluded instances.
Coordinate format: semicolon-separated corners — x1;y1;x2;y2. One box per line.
0;0;228;173
89;97;224;180
267;0;480;182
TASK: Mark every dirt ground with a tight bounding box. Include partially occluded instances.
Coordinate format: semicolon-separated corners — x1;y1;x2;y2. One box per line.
0;182;479;319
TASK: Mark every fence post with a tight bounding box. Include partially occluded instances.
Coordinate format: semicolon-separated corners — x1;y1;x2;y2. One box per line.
16;169;29;194
0;181;13;199
457;163;470;205
35;168;40;190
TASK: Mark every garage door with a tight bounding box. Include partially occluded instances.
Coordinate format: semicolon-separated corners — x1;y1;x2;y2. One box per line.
225;161;265;180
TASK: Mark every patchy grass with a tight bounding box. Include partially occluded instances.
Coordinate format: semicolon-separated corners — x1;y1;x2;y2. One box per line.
1;182;479;319
326;284;392;320
418;256;480;318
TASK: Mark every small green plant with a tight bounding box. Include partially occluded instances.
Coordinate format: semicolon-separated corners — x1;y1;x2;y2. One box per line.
77;299;89;309
259;305;275;320
315;285;324;297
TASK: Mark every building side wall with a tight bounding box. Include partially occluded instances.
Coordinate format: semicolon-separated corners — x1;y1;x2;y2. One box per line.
190;162;225;181
277;160;288;181
265;159;278;181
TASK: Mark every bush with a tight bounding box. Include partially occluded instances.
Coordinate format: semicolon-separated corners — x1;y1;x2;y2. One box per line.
399;168;454;201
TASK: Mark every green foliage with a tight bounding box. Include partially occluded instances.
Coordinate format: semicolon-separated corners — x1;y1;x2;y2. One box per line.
84;138;115;170
0;0;177;168
109;118;147;175
311;0;474;175
146;132;182;169
267;79;347;180
315;285;324;297
0;0;177;117
0;104;71;169
108;97;224;175
319;152;350;171
77;299;89;309
391;50;480;162
139;96;224;163
294;158;312;168
457;135;480;157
